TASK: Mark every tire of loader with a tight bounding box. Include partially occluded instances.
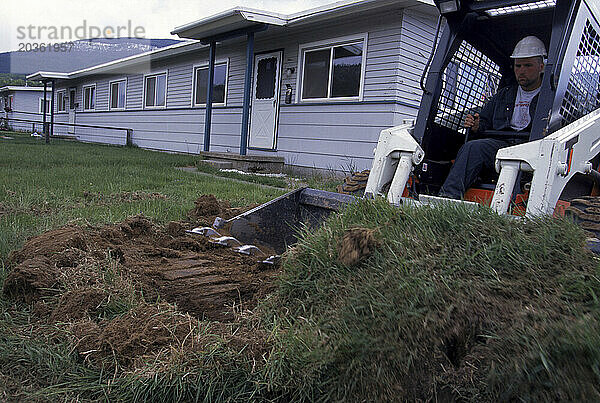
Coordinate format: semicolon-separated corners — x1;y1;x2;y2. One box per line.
336;170;370;196
564;196;600;239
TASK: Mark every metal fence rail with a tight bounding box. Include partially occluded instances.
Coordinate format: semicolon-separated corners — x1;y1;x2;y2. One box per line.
0;115;133;146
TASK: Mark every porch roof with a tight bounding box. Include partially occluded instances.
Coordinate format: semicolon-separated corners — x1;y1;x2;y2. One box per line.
0;86;46;93
171;0;437;41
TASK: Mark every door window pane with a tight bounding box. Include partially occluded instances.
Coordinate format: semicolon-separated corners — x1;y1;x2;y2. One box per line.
331;43;363;98
302;49;330;99
256;57;277;99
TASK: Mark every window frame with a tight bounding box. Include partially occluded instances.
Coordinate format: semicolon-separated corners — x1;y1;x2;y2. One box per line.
56;90;67;113
191;59;229;108
143;71;168;109
296;33;368;103
109;78;128;110
82;84;96;111
38;97;51;114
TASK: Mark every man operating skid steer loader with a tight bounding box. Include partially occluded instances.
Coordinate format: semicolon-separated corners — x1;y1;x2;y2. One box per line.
439;35;547;199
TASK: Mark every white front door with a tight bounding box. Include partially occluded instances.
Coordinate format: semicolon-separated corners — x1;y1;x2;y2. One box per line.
248;51;282;150
68;88;76;134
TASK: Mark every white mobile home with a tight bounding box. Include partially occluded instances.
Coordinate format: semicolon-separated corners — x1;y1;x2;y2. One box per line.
1;86;48;119
28;0;438;173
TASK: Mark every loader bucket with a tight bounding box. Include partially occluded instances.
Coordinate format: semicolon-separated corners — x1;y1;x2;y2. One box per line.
218;188;357;254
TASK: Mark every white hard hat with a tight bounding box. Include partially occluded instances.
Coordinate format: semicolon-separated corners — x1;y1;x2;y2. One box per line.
510;36;547;58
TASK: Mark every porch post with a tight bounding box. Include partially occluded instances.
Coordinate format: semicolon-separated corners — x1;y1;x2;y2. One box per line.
42;81;48;140
49;80;55;144
203;41;216;152
240;32;254;156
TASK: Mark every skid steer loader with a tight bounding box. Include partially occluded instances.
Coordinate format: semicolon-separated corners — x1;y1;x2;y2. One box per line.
192;0;600;257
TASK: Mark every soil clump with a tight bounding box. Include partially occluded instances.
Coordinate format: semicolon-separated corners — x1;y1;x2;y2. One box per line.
337;227;379;266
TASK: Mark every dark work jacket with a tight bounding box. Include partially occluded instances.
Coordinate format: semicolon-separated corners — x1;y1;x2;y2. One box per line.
478;85;539;133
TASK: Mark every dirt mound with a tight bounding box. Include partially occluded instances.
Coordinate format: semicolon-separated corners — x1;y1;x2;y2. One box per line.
52;287;107;321
3;195;278;374
97;304;193;365
3;257;59;303
7;226;87;266
187;194;228;220
186;194;250;225
337;227;379;266
4;198;279;321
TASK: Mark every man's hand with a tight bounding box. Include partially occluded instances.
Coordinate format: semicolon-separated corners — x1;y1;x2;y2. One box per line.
464;113;480;133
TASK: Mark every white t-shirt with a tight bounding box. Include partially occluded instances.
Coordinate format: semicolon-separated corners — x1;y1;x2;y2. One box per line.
510;86;541;131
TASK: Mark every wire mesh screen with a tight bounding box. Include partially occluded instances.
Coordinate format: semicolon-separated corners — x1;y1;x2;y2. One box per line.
559;20;600;127
434;40;502;132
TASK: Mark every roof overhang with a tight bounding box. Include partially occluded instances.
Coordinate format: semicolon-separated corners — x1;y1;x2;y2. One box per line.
26;41;203;83
0;86;45;93
25;72;70;81
171;1;437;42
171;7;287;41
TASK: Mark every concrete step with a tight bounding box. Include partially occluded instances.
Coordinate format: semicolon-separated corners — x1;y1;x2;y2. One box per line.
201;159;234;170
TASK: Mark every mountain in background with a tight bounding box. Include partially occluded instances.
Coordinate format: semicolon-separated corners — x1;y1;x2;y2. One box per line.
0;37;182;75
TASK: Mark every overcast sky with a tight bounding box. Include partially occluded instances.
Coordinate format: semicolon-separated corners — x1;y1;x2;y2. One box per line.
0;0;335;53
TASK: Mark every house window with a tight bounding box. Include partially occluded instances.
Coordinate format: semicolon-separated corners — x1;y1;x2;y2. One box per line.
57;91;67;112
144;73;166;108
299;36;366;101
8;95;13;110
83;85;96;111
110;80;127;109
39;98;51;114
193;62;227;106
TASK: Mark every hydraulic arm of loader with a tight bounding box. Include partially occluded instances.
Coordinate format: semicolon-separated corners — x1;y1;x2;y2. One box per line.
364;123;425;204
491;108;600;217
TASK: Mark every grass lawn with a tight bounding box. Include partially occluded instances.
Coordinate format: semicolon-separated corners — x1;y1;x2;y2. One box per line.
0;133;286;263
1;132;599;402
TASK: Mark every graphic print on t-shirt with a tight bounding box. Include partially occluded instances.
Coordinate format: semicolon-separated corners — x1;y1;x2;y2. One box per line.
510;86;540;131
